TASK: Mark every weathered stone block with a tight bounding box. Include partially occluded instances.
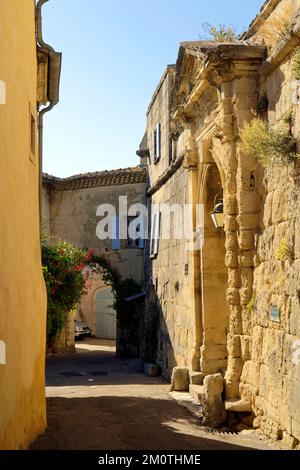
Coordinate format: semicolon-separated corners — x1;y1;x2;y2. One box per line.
294;217;300;260
239;251;255;268
239;382;258;409
289;296;300;336
225;232;238;251
226;287;240;305
237;191;260;214
144;363;160;377
228;268;241;289
240;286;252;305
240;267;253;289
237;213;259;230
202;373;226;427
225;356;244;384
227;334;241;358
170;367;190;392
251;326;264;362
281;432;299;450
241;360;260;388
238;230;255;251
259;364;269;399
240;335;252;361
262;192;273;228
272;188;288;224
229;306;243;334
224;216;238;231
225;251;238;268
225;398;252;412
224;194;237;215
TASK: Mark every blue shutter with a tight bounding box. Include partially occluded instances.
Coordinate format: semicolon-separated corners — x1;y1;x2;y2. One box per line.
112;216;120;250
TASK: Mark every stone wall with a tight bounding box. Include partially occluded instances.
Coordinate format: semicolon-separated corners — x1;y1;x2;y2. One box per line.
146;68;199;378
150;167;198;377
144;0;300;445
244;38;300;445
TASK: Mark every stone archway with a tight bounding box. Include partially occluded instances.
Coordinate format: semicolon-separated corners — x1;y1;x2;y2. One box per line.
199;162;230;376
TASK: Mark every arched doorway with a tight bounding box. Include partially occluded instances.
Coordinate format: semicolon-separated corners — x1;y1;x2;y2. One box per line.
200;162;229;375
94;287;116;339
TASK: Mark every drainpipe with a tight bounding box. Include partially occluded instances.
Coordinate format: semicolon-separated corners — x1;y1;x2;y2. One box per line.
36;0;62;237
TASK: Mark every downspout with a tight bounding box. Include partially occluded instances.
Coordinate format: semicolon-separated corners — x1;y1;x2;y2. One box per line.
36;0;62;237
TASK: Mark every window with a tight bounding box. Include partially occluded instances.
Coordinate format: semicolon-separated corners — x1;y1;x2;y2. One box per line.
127;216;145;249
112;216;145;250
169;136;177;164
150;211;160;258
152;122;161;163
112;216;120;250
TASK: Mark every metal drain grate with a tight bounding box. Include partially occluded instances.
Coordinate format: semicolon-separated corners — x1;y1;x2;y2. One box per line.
58;371;108;377
59;371;86;377
88;371;108;377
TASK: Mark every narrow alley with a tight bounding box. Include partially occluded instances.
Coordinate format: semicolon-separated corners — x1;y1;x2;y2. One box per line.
31;340;280;451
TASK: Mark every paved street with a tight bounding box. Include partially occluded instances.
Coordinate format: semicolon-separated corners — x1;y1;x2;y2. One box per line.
31;340;278;451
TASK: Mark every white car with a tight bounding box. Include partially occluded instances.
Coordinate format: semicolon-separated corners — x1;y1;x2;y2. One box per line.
74;320;91;340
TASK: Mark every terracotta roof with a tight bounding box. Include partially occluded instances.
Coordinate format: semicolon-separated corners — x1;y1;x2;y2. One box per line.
43;167;147;191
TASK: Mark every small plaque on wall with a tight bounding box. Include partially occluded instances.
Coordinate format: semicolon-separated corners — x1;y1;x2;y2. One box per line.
270;306;280;323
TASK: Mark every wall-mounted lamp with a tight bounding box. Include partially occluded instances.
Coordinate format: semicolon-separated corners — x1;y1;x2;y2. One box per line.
210;193;224;229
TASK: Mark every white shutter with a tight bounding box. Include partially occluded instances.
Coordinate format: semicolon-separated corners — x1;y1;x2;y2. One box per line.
150;211;160;258
156;122;161;161
153;128;157;162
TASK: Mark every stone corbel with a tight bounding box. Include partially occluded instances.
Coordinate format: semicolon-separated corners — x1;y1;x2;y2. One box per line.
183;149;197;169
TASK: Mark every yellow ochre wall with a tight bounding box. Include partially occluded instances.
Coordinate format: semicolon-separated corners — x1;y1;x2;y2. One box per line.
0;0;47;449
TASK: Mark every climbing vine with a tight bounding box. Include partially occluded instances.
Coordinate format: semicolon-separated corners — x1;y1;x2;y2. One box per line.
42;238;93;344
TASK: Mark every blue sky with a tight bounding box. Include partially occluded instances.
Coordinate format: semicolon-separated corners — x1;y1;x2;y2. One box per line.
42;0;264;177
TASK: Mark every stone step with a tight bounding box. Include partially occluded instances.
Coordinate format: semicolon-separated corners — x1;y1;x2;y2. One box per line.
189;371;205;385
169;391;203;418
225;399;252;412
189;384;205;403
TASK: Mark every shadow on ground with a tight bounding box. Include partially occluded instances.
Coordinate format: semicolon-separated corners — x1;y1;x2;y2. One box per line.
31;396;257;451
46;350;164;387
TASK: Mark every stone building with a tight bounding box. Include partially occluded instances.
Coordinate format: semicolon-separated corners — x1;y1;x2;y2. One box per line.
143;0;300;447
0;0;61;449
42;166;147;354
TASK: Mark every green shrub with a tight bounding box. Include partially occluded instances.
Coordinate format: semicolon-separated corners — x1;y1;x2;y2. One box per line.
276;239;294;262
247;294;257;314
200;22;239;42
240;117;298;166
42;239;92;343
